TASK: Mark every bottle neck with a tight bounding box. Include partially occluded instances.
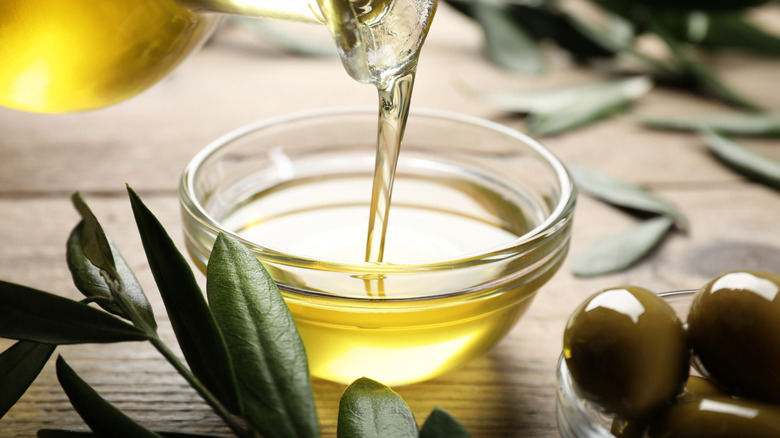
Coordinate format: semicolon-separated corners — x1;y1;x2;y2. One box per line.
182;0;438;89
180;0;324;24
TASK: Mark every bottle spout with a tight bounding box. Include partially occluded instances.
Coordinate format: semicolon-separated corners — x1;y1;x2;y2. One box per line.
316;0;438;87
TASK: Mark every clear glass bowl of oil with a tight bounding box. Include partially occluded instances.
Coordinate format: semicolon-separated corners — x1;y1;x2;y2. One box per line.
180;107;576;386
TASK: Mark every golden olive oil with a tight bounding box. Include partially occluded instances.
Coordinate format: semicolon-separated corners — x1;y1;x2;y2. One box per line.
223;173;530;273
364;72;415;263
220;168;553;384
0;0;219;112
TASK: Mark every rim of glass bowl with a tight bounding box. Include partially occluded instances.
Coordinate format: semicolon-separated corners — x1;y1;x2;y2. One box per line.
555;290;697;437
179;106;576;299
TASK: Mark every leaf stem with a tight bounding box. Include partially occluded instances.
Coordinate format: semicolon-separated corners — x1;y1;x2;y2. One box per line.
115;293;247;438
147;336;252;438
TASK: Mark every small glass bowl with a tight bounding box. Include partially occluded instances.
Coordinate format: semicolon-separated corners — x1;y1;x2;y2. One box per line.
180;107;576;385
556;290;696;437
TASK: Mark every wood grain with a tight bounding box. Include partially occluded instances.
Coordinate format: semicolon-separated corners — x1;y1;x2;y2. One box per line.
1;4;779;437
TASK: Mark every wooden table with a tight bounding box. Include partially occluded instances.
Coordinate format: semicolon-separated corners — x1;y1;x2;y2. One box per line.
2;5;780;437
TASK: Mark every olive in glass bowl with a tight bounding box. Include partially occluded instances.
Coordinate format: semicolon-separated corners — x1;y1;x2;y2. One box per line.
557;271;780;437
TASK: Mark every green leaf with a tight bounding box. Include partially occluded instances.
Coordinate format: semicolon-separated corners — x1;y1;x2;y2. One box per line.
337;377;418;438
447;0;616;62
38;429;219;437
569;9;637;53
126;186;240;414
650;18;763;111
700;128;780;191
461;81;605;115
568;8;680;79
640;112;780;137
55;356;162;438
567;164;689;231
206;233;318;438
572;215;675;277
527;76;652;136
70;192;118;281
464;76;650;117
0;281;147;344
697;13;780;56
0;341;56;418
419;407;470;438
503;3;617;61
658;11;780;57
67;219;156;330
68;192;155;329
472;2;546;74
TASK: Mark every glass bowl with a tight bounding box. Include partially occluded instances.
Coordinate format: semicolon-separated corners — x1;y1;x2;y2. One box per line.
180;107;576;385
556;290;695;437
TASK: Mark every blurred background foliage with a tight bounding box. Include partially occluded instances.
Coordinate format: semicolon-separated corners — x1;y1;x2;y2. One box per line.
231;0;780;275
441;0;780;275
445;0;780;113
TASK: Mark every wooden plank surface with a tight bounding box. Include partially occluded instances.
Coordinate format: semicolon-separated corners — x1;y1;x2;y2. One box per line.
2;4;780;437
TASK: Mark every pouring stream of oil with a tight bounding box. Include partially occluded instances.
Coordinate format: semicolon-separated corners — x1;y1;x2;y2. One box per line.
317;0;436;299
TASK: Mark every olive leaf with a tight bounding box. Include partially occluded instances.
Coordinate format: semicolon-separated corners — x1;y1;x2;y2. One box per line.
649;17;763;112
55;356;162;438
206;233;318;438
460;81;607;115
447;0;616;66
567;7;680;79
337;377;418;438
419;407;471;438
569;164;686;276
463;76;652;136
448;0;772;111
463;76;650;116
567;164;689;231
70;192;119;282
527;76;652;136
695;13;780;56
700;128;780;191
657;11;780;56
572;215;675;277
0;341;56;418
126;186;241;415
471;2;546;74
640;112;780;137
587;2;766;111
502;3;616;62
0;280;147;344
566;8;636;55
67;193;155;330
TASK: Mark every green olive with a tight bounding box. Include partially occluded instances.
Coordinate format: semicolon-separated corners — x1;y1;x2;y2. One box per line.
647;395;780;437
563;286;690;418
687;270;780;404
611;376;727;437
610;416;647;438
676;375;726;403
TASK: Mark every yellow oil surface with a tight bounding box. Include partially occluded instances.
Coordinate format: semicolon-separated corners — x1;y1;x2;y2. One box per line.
218;172;558;385
287;285;541;385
